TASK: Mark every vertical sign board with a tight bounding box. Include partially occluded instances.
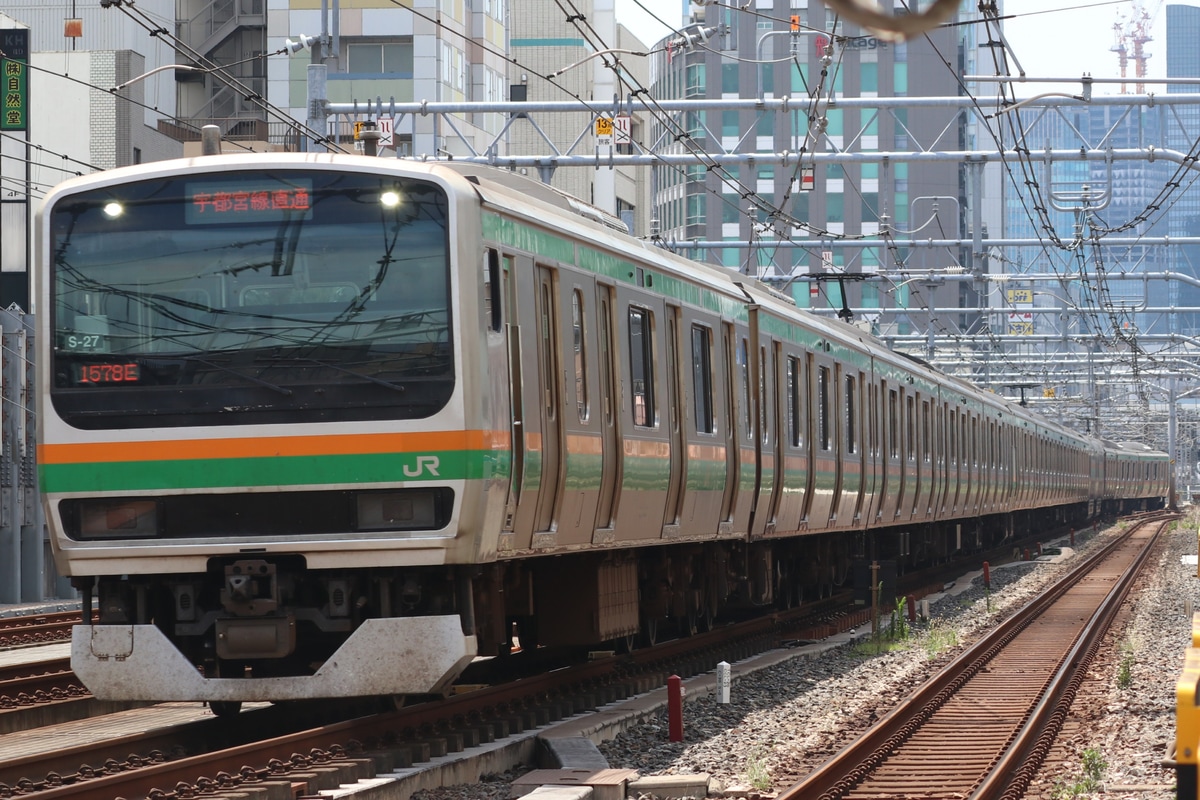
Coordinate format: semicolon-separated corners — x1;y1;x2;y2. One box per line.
0;27;29;313
0;28;28;131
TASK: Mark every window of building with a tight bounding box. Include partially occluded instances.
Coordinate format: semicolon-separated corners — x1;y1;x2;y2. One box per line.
759;62;774;95
756;112;773;137
722;109;739;138
827;193;844;222
861;62;878;92
826;108;843;135
722;63;739;94
686;64;706;97
791;63;809;93
862;192;879;221
346;40;413;74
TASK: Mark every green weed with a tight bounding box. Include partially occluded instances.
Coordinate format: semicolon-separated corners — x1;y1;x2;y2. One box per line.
924;621;958;658
1116;636;1137;691
1053;748;1107;798
744;748;772;791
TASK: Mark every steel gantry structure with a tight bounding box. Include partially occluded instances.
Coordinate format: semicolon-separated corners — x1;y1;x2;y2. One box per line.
309;86;1200;485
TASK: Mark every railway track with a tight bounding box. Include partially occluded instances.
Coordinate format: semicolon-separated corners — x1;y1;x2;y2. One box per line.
783;511;1176;800
0;659;85;709
0;612;79;649
0;518;1143;799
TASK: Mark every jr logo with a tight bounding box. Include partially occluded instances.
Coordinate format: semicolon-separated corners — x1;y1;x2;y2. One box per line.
403;455;441;478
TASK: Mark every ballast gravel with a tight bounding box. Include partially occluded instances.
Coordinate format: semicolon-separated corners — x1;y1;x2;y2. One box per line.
412;511;1199;800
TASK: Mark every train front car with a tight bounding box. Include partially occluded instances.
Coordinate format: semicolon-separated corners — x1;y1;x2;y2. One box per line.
36;155;494;708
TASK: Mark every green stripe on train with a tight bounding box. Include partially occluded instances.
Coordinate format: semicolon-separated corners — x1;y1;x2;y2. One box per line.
39;451;500;494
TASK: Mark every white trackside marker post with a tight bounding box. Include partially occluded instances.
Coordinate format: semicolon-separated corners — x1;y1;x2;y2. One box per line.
717;661;731;704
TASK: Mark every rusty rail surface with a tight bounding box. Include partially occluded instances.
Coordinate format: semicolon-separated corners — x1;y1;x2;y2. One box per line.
0;613;81;649
783;511;1176;800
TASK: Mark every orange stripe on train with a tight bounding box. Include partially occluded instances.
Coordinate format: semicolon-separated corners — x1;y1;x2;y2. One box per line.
38;430;508;464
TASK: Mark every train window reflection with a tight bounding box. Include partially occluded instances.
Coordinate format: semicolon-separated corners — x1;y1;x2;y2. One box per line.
818;366;830;451
629;307;655;428
691;325;714;434
573;290;588;422
49;170;453;427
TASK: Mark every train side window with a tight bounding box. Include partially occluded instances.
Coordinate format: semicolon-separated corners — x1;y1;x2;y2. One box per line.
739;338;752;439
844;373;856;454
691;325;715;434
485;249;502;331
540;281;558;421
599;298;614;425
572;290;589;422
888;389;899;460
787;356;801;447
759;346;769;445
629;307;656;428
949;410;957;465
922;400;931;463
818;365;831;451
972;418;979;468
906;395;915;461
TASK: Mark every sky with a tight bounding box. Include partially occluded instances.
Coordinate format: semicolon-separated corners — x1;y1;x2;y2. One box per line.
612;0;1175;97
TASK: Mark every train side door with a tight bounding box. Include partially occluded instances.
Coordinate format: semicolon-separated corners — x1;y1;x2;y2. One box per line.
531;267;564;539
499;255;546;550
863;377;882;525
905;393;920;521
679;315;725;537
879;383;901;522
840;367;865;526
777;350;810;533
748;319;780;538
554;277;601;546
726;328;756;532
716;325;739;532
612;289;670;543
661;305;686;535
894;387;909;521
592;284;621;542
807;354;837;527
933;399;949;517
916;398;936;520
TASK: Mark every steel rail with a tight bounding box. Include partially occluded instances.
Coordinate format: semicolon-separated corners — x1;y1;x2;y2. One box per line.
781;512;1175;799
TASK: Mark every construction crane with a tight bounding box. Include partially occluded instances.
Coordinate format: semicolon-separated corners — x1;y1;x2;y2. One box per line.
1112;0;1161;94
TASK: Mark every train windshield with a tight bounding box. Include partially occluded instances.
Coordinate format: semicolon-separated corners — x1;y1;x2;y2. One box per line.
49;169;453;429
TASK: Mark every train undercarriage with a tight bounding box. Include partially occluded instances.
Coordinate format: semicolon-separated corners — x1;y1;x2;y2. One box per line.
72;498;1167;713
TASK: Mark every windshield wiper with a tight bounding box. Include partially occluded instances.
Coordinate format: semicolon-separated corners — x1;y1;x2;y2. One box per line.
283;357;407;391
178;355;293;396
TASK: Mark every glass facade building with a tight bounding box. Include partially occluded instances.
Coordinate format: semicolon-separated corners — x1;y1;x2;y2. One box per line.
649;0;981;339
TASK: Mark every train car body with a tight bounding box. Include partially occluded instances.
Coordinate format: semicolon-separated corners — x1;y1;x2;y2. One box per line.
35;154;1169;707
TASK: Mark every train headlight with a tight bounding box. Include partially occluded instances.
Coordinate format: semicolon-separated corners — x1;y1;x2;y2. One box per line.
71;499;159;539
355;489;447;531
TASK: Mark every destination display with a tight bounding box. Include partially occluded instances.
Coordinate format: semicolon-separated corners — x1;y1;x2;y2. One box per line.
184;180;313;225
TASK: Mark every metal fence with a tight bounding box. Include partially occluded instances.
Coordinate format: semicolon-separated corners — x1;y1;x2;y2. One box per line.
0;307;67;603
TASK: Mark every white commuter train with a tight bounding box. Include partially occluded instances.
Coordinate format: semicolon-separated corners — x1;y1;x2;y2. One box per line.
35;153;1170;713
